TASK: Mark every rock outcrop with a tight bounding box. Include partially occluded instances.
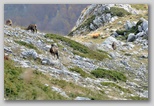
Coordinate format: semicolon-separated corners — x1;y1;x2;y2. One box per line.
69;4;139;36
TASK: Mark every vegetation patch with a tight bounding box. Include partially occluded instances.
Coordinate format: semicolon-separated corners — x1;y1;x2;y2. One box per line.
4;60;67;100
91;68;127;82
14;40;40;53
127;96;148;100
101;82;131;93
49;78;108;100
131;4;148;10
45;34;109;61
104;7;131;17
69;66;94;78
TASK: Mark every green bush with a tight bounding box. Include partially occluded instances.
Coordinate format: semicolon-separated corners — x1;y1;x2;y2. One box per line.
91;68;127;82
116;30;125;35
45;34;109;60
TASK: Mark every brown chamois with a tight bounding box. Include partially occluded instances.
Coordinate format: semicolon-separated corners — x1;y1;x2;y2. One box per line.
26;24;37;33
112;42;116;50
5;19;12;26
50;44;59;59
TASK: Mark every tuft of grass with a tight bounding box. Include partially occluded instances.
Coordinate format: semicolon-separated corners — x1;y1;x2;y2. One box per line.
91;68;127;82
45;34;109;61
104;7;131;17
127;96;148;100
4;60;68;100
14;40;40;53
69;66;94;78
101;82;131;93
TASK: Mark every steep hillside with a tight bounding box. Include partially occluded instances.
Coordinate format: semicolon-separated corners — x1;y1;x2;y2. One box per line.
4;4;148;100
68;4;148;36
4;4;88;35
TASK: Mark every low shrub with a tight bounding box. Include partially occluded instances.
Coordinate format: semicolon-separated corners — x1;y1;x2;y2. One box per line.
91;68;127;82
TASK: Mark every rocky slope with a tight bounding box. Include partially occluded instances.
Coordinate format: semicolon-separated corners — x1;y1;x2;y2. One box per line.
68;4;148;36
4;4;148;100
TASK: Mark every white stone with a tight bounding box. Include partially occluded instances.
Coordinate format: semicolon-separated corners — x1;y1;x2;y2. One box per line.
74;96;91;100
127;33;136;42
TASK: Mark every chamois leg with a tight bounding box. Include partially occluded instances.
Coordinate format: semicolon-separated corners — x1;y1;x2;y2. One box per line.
56;52;59;59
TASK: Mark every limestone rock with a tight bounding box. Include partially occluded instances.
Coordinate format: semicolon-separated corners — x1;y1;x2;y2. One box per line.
127;33;136;42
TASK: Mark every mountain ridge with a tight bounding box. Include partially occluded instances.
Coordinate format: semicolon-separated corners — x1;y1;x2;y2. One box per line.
4;4;88;35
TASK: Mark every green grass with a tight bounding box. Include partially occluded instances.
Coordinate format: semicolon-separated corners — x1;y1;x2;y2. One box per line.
128;96;148;100
91;68;127;82
104;7;131;17
45;34;109;61
50;78;109;100
4;59;110;100
101;82;131;93
4;60;68;100
131;4;148;10
14;40;40;53
69;66;94;78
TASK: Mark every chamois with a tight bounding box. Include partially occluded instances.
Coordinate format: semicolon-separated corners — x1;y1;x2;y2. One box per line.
26;24;37;33
5;19;12;26
50;44;59;59
112;42;116;50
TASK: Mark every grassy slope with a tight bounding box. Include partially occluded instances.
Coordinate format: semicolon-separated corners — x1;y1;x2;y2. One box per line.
45;33;109;61
4;60;109;100
4;60;68;100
